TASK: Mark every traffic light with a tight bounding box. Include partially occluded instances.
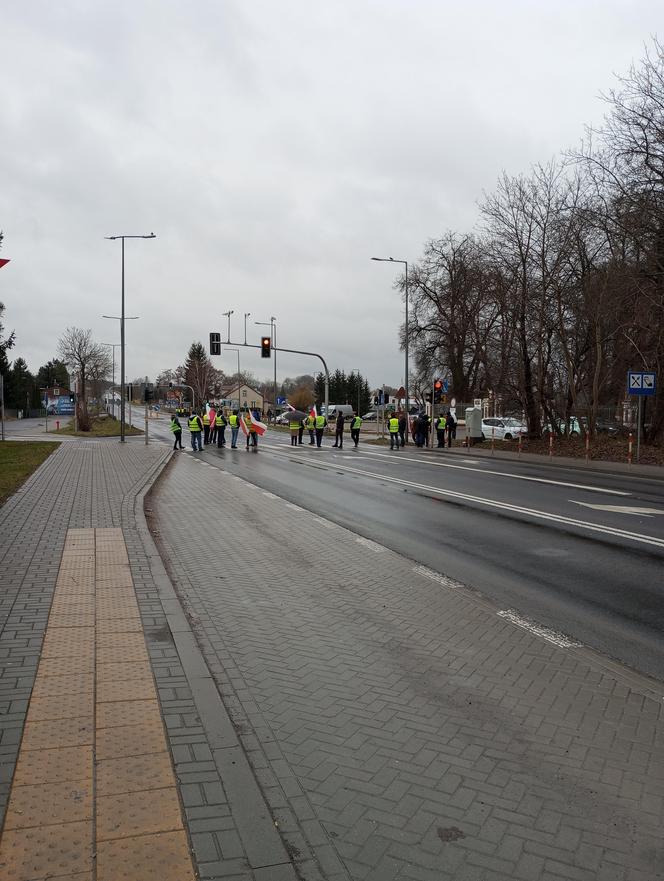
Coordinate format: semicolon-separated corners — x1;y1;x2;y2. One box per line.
210;332;221;356
126;384;133;401
144;384;153;403
433;379;443;403
425;391;433;403
261;336;271;358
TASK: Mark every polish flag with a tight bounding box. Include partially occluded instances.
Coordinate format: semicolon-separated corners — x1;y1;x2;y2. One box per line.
309;405;317;419
0;259;10;269
249;411;267;436
240;415;249;436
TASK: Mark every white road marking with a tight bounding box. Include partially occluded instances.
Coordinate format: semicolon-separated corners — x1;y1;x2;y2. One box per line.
356;536;384;552
461;459;482;464
262;491;279;499
312;516;337;529
356;449;630;496
497;610;581;648
286;502;305;512
263;453;664;550
570;501;664;517
413;565;458;589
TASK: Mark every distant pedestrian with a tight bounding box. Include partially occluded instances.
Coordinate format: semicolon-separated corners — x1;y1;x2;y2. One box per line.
267;408;273;423
216;410;227;448
446;411;456;448
398;412;407;448
415;414;426;447
202;410;211;445
389;414;400;449
170;414;183;450
435;414;447;448
306;412;316;444
289;414;300;446
229;410;240;448
333;412;345;448
188;411;203;451
298;417;305;445
315;412;327;448
350;412;362;447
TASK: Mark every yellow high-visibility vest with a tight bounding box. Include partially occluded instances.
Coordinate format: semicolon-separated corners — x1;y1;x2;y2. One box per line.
389;417;399;433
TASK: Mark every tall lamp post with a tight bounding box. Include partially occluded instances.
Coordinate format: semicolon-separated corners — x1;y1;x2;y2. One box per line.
352;368;361;414
255;317;277;419
371;256;409;418
243;312;251;346
222;310;234;343
224;348;241;411
105;233;155;442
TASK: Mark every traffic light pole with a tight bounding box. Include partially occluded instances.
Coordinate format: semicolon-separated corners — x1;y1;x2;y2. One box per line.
220;341;329;422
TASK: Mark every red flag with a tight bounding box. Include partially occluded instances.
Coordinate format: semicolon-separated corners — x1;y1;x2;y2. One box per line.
240;414;249;436
249;411;267;436
309;404;317;419
0;259;10;269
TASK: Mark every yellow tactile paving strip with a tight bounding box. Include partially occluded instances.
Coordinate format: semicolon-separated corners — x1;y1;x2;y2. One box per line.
0;528;196;881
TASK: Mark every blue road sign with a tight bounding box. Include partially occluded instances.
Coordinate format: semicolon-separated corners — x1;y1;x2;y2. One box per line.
442;378;449;394
628;371;656;396
277;396;287;405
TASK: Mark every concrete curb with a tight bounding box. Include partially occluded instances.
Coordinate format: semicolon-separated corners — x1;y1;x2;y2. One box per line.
134;454;298;878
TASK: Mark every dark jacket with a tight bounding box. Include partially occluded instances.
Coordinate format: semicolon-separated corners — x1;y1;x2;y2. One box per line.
336;414;344;432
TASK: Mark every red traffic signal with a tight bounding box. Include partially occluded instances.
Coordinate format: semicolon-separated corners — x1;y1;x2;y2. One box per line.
433;379;443;403
261;336;271;358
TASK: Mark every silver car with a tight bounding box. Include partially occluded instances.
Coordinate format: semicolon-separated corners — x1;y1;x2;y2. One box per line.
481;417;528;440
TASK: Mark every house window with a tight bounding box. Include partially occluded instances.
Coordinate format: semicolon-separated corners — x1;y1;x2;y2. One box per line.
53;388;60;397
242;390;247;398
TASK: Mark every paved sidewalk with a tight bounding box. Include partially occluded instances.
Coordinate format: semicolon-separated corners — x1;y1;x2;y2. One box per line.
150;452;664;881
0;439;298;880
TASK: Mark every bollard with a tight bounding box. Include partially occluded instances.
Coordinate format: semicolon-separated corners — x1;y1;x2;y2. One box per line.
549;433;553;458
628;432;633;466
585;433;590;464
56;420;60;431
491;426;495;456
518;434;522;457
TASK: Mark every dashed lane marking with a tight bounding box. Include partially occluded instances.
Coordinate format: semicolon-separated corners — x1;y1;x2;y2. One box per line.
413;565;459;589
356;536;384;553
497;610;582;648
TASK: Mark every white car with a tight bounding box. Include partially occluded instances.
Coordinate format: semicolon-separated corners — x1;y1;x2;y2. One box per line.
481;417;528;440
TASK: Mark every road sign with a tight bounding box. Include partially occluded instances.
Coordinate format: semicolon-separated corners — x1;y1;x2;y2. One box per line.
209;332;221;356
628;371;656;396
442;378;449;393
277;396;286;405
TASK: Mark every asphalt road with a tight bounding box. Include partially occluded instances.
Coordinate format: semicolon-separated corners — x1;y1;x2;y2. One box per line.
149;418;664;681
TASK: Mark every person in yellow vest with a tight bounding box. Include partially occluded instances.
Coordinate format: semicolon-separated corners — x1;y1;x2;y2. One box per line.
215;410;227;448
245;410;258;449
229;410;240;448
350;412;362;448
169;414;183;451
388;413;400;450
202;409;211;445
436;413;447;448
188;411;203;451
289;415;300;446
305;413;316;445
314;412;327;448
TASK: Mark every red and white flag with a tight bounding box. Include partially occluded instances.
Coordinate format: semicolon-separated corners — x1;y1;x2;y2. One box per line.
0;259;10;269
240;415;249;437
249;411;267;436
309;405;317;419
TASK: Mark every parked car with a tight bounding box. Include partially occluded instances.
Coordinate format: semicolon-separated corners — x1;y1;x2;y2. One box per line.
481;417;528;441
361;411;377;421
542;417;583;438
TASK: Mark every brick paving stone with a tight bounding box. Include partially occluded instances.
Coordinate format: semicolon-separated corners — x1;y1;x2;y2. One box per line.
147;451;664;881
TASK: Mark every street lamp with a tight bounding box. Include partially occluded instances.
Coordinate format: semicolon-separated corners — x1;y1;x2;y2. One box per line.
244;312;251;346
371;256;409;422
105;233;155;442
224;348;241;411
222;310;234;343
255;317;277;420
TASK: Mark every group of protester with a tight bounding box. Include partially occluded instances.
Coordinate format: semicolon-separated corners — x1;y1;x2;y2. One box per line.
170;406;456;453
169;408;263;451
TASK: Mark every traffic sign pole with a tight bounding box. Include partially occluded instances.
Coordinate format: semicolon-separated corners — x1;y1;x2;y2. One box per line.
637;396;642;463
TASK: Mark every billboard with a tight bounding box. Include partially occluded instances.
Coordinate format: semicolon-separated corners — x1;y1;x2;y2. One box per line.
43;389;75;415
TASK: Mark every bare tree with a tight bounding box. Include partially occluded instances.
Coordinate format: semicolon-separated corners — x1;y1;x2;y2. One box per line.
58;327;112;430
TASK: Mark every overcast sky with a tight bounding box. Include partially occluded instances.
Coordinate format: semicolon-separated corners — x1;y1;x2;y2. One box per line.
1;1;661;389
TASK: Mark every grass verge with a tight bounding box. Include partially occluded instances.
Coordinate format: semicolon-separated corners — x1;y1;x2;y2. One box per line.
0;441;61;506
52;416;143;437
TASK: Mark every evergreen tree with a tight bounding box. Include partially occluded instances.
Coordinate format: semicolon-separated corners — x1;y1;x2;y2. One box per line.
6;357;34;410
184;342;215;406
0;301;15;375
36;359;70;390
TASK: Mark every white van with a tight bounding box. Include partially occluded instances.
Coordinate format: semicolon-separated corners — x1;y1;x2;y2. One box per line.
326;405;355;421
